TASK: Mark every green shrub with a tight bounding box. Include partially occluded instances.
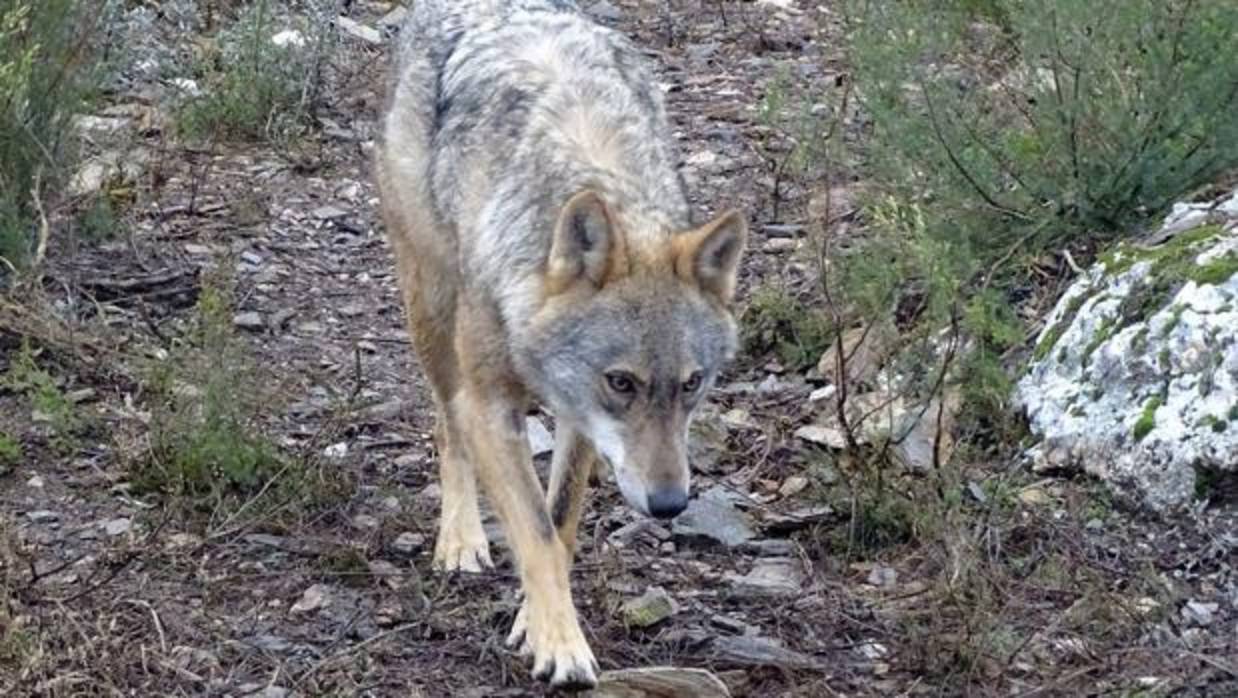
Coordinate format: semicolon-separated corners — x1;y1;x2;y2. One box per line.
136;270;346;523
176;0;338;144
0;0;111;269
850;0;1238;253
3;340;83;453
741;286;834;371
839;0;1238;429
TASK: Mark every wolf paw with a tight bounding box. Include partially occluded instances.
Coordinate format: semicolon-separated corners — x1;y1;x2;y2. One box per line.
431;528;492;573
506;599;598;690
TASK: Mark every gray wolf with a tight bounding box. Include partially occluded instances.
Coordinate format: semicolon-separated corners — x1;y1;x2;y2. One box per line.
375;0;747;689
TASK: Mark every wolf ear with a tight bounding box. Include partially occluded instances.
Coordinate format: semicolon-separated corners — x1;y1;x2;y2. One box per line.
675;209;747;304
546;190;625;292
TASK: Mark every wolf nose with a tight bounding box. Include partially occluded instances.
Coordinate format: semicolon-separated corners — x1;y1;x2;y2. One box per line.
646;489;688;520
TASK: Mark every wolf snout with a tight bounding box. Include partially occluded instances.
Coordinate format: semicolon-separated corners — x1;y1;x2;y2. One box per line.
646;487;688;520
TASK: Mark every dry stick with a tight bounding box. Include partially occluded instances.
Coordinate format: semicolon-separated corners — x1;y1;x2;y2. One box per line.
31;168;51;268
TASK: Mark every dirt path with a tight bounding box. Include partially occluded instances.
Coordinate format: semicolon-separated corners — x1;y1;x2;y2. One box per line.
3;2;1235;697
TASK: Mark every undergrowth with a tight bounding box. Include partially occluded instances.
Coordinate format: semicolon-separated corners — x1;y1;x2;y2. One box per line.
0;1;114;271
175;0;341;145
135;268;348;528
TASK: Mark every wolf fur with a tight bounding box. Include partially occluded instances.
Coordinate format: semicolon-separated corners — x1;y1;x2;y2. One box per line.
376;0;747;689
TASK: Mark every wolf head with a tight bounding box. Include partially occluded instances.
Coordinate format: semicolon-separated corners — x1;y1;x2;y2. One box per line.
517;191;747;519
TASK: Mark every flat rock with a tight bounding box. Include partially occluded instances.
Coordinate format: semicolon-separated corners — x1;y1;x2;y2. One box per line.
711;634;820;671
336;17;383;44
725;558;804;597
622;586;679;628
588;667;731;698
232;312;265;330
671;488;756;548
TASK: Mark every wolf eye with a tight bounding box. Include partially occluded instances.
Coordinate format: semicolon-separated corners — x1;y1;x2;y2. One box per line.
682;371;703;393
606;371;636;394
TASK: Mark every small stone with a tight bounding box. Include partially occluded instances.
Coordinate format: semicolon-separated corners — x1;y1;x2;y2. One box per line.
808;385;836;402
392;531;425;555
621;586;679;628
65;388;96;403
608;519;672;548
323;442;348;458
1181;600;1219;627
865;565;897;588
671;489;757;548
794;424;847;449
763;238;798;253
352;514;379;530
270;29;305;48
184;243;213;256
527;416;554;456
290;584;329;614
778;476;809;498
856;641;889;660
26;475;43;489
25;510;58;523
336;17;383;44
368;559;402;589
103;518;132;536
232;312;265;330
1018;487;1051;506
762;224;804;238
591;667;731;697
379;6;408;27
725;558;804;598
311;204;348;220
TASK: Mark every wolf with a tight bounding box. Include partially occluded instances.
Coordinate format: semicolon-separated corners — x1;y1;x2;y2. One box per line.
375;0;747;689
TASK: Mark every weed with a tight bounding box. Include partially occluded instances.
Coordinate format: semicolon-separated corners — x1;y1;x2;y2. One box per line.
3;340;82;452
135;269;346;525
175;0;339;145
740;286;833;371
0;1;114;270
0;431;17;467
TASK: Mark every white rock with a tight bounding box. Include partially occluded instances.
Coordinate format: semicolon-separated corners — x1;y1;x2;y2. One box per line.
271;30;305;48
103;518;132;536
290;584;329;614
336;17;383;45
1015;187;1238;513
1181;600;1219;627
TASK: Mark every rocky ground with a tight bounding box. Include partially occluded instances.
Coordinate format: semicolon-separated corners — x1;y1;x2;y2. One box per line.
1;1;1235;696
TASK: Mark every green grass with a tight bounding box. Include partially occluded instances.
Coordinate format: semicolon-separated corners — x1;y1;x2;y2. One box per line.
740;286;833;371
175;0;334;145
134;270;348;525
3;341;83;453
0;0;112;269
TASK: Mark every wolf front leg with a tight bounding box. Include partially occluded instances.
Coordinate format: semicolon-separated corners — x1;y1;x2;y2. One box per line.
455;387;599;690
507;425;595;657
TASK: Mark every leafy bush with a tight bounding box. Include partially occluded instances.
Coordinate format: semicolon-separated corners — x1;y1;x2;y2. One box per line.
136;269;347;524
838;0;1238;428
0;0;112;269
850;0;1238;253
4;339;83;453
176;0;340;143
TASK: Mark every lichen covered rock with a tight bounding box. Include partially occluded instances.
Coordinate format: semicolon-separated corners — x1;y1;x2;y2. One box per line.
1016;188;1238;512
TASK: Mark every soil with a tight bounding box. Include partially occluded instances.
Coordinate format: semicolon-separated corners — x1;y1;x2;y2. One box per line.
1;2;1235;697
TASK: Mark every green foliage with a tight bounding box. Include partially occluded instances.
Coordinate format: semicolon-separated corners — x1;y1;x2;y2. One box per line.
0;0;112;269
740;286;833;371
138;273;292;512
176;0;336;144
840;0;1238;439
850;0;1238;251
0;431;18;468
4;340;82;452
1132;395;1162;441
